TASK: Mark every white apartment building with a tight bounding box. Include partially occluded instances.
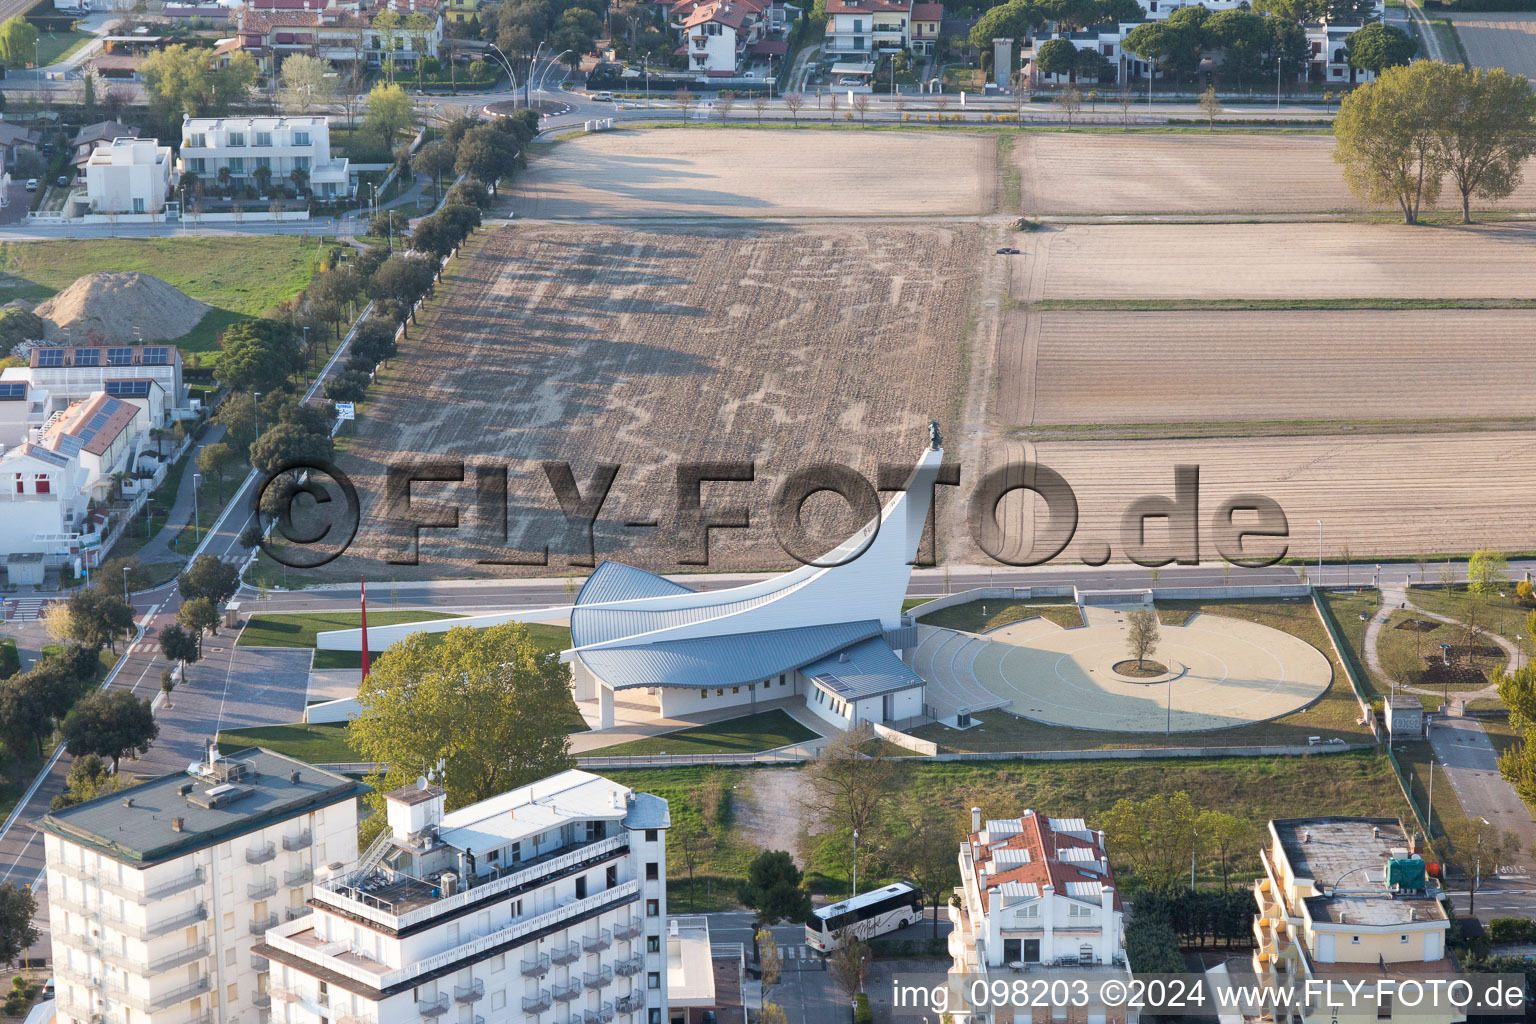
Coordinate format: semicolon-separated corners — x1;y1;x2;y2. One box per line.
43;747;367;1024
179;116;352;198
10;344;189;422
826;0;912;59
257;769;672;1024
84;137;173;216
947;808;1133;1024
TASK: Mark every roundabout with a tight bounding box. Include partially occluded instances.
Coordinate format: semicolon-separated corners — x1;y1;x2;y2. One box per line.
924;604;1333;733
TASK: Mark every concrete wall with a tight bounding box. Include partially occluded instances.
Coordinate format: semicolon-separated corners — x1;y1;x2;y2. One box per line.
871;721;937;755
304;696;359;724
908;586;1075;619
655;681;767;717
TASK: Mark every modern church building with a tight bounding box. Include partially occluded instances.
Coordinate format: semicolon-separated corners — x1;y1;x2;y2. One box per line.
318;432;948;733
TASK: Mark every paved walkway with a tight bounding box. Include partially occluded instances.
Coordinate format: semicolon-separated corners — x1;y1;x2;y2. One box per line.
136;425;227;565
1366;581;1516;704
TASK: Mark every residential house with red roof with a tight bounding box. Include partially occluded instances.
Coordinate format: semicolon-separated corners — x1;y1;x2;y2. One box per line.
947;808;1134;1021
910;1;942;53
675;0;771;75
826;0;911;60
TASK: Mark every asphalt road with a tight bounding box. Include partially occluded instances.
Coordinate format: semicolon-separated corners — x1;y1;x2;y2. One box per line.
1429;717;1536;876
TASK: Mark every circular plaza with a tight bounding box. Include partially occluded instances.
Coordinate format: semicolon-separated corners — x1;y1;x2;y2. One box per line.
915;605;1333;733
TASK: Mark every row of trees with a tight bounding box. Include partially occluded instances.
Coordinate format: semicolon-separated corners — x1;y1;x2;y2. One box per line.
1335;60;1536;224
141;44;260;139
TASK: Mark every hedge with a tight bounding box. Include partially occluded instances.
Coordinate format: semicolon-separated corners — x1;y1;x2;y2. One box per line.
1489;917;1536;945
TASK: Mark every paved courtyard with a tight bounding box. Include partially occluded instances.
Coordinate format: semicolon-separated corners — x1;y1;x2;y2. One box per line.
917;605;1331;733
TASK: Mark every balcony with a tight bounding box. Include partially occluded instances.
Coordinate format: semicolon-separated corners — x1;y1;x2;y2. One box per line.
453;979;484;1004
247;843;277;865
614;953;644;978
417;994;450;1018
521;952;550;977
616;991;646;1015
584;965;614;990
252;993;272;1009
521;990;553;1014
584;1004;615;1024
583;928;612;953
249;878;278;900
614;917;644;941
285;867;314;887
285;905;313;922
282;830;313;852
550;941;580;965
251;954;270;972
148;940;210;975
552;981;582;1002
142;868;206;902
149;905;208;938
148;976;211;1012
249;913;279;935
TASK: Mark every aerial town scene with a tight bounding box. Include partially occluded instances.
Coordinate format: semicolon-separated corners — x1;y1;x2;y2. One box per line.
0;0;1531;1019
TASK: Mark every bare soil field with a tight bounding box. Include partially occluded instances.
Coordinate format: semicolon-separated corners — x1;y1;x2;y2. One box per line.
959;434;1536;566
1446;12;1536;77
1012;133;1536;215
1016;309;1536;426
511;128;997;218
326;222;984;578
1019;223;1536;300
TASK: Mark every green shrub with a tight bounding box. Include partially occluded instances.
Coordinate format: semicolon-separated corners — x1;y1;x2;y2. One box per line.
854;993;872;1024
1489;917;1536;945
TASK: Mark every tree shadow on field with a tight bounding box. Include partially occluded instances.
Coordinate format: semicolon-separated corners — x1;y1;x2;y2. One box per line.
536;238;708;261
562;295;709;318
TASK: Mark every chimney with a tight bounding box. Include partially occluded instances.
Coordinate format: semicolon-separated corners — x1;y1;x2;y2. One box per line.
1411;831;1424;855
1100;856;1108;875
172;817;184;832
978;869;987;891
122;797;134;808
971;807;982;833
289;770;301;784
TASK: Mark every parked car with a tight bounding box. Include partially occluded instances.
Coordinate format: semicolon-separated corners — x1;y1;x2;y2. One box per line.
24;179;37;192
837;76;861;86
56;175;68;187
41;979;53;1000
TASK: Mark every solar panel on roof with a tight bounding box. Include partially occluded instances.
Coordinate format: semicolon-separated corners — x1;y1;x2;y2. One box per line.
0;383;25;401
86;413;110;431
74;348;100;366
141;347;169;365
36;350;63;367
107;348;134;365
105;381;150;397
78;429;97;445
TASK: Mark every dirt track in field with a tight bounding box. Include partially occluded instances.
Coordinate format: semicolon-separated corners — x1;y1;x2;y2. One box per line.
1447;12;1536;78
1010;309;1536;426
1012;133;1536;215
328;221;984;577
1015;223;1536;300
511;128;998;218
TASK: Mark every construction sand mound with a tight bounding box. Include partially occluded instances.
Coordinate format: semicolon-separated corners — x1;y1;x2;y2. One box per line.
36;272;210;343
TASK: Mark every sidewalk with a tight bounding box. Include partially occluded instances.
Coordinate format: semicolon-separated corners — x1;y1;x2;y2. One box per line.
136;425;227;565
568;693;830;754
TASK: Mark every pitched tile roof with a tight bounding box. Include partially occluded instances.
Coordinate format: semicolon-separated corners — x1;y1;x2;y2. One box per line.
968;809;1123;913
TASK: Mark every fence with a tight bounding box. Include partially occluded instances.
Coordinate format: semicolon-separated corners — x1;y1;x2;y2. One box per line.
1311;587;1383;743
870;720;937;756
908;586;1074;619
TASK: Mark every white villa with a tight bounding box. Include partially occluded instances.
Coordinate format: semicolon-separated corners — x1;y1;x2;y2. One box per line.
179;115;352;197
84;137;173;216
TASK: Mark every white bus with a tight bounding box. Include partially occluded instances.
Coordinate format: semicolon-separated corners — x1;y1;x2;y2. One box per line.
805;882;923;952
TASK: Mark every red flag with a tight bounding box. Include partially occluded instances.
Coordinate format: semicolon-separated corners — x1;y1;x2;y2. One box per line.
360;576;370;680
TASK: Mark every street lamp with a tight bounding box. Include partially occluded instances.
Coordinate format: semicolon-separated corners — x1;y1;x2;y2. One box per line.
193;472;203;542
1317;520;1323;585
253;390;262;439
1427;760;1436;836
528;40;548;107
486;42;519;100
851;829;859;900
1275;56;1282;112
122;565;131;604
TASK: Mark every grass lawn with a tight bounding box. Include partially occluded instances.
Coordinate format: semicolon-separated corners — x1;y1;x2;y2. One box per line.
611;752;1414;904
1393;739;1470;847
1409;584;1529;654
215;722;361;763
915;597;1372;753
0;237;332;355
583;710;816;757
35;28;93;67
915;597;1082;633
237;610;464;649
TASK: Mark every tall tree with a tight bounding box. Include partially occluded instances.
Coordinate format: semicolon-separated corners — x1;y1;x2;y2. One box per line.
1333;61;1448;224
177;554;241;606
280;53;335;113
1344;22;1415;75
671;811;713;912
63;587;135;652
1467;548;1511;595
740;850;812;927
0;17;38;68
350;623;576;833
61;690;158;772
1441;817;1521;915
0;884;37;969
0;673;56;758
365;82;415;147
160;622;201;673
800;723;900;895
1126;608;1160;669
197;442;237;504
899;807;963;937
1102;791;1199;895
413;139;457;202
216;318;305;392
49;754;130;810
1430;66;1536;224
176;597;221;656
1196;810;1255;891
828;934;871;1005
249;422;335;476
